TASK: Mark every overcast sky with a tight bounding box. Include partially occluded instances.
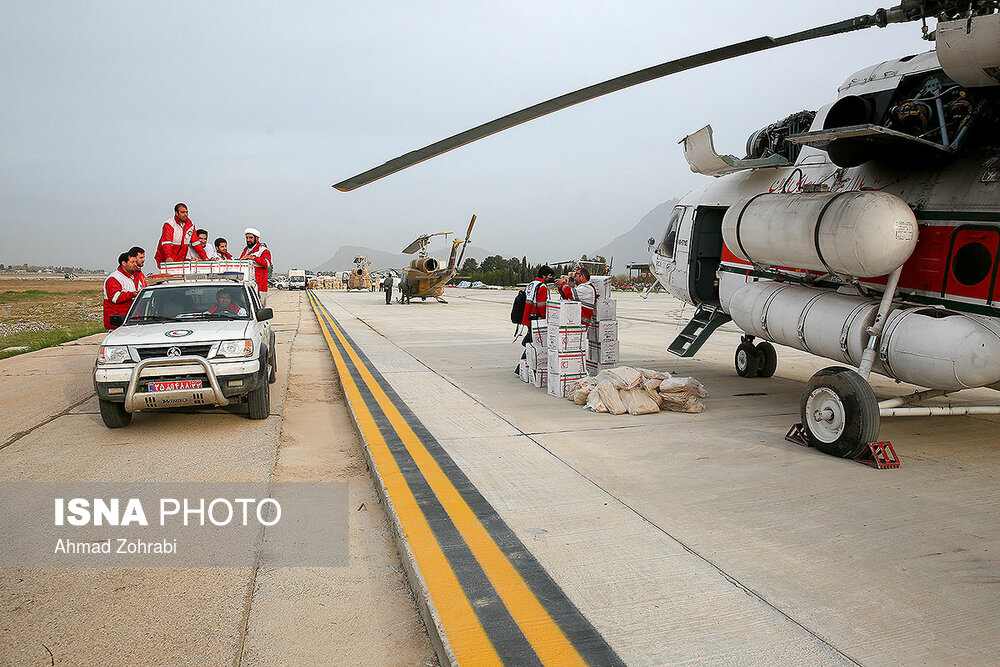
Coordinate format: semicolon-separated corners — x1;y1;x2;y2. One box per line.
2;1;926;271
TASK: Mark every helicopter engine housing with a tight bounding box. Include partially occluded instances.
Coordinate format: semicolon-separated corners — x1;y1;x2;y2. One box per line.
721;191;918;278
720;276;1000;390
409;257;439;272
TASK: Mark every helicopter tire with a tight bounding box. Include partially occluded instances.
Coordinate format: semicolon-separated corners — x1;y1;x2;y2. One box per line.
800;366;880;459
735;342;760;377
755;342;778;378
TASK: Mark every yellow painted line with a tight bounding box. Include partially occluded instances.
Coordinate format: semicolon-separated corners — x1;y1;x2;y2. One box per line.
309;293;502;666
311;292;586;666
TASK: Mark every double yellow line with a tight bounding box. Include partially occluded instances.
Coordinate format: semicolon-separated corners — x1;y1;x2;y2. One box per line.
309;292;588;666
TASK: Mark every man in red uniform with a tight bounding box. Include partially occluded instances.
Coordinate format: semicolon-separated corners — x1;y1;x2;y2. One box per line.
518;265;554;374
239;227;272;305
214;237;233;260
128;246;148;289
103;252;139;329
186;228;211;260
155;203;196;268
556;267;596;329
206;288;248;317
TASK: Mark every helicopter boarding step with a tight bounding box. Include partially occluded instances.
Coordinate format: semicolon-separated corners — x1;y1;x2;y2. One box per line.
668;302;731;357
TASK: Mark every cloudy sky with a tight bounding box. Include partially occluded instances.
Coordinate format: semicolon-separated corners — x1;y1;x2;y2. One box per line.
2;1;926;271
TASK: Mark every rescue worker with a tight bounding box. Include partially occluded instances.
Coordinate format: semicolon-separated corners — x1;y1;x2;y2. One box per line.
239;227;272;306
518;265;554;373
103;252;139;329
128;246;148;289
206;288;247;317
154;203;196;268
558;267;596;329
382;273;393;305
214;237;233;260
186;228;211;260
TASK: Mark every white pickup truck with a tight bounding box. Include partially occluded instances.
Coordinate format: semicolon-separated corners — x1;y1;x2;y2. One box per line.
93;276;276;428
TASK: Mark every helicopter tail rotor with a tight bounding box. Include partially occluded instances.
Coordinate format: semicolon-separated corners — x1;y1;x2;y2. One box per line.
456;214;477;269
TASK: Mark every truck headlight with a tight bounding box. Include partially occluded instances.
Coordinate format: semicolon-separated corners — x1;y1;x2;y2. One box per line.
218;339;254;358
97;346;129;364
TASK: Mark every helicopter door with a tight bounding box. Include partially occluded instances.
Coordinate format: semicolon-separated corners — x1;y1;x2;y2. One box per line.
688;206;727;306
942;226;1000;304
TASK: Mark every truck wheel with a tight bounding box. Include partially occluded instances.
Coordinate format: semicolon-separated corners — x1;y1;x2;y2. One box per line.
99;399;132;428
247;376;270;420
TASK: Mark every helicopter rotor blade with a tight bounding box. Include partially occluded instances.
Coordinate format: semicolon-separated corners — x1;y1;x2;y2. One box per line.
333;9;912;192
456;214;477;269
401;237;427;254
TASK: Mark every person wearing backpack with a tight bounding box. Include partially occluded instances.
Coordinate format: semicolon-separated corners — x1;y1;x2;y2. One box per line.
516;265;554;374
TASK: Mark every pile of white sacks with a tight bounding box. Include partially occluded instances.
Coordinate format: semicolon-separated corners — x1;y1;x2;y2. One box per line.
565;366;708;415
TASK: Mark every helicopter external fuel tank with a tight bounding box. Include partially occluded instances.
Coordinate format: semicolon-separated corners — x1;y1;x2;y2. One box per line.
721;191;918;278
720;276;1000;391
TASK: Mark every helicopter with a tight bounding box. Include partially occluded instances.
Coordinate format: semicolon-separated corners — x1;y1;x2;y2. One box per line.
347;255;374;291
334;1;1000;459
398;215;477;303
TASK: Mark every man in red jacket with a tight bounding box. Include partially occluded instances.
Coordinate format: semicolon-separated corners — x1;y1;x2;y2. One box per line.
518;265;554;374
214;237;233;260
128;246;148;289
103;252;139;329
239;227;272;305
155;203;196;268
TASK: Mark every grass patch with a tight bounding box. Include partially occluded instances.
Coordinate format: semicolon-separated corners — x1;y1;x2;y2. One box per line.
0;280;106;359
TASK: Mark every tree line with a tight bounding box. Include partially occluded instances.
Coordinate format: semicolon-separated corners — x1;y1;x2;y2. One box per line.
455;255;608;286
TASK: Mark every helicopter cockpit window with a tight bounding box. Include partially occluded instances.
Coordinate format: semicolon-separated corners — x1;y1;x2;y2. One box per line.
657;207;684;259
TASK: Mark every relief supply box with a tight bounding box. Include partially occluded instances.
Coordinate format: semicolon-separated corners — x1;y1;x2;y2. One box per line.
524;342;547;370
519;359;530;383
585;360;615;377
547;372;584;399
530;318;547;346
532;368;548;389
589;276;612;300
587;339;620;365
587;320;618;343
546;299;582;326
547;350;586;376
594;297;617;322
546;324;586;353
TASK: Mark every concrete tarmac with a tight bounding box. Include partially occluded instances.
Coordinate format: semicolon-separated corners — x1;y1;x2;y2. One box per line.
311;287;1000;666
0;291;434;666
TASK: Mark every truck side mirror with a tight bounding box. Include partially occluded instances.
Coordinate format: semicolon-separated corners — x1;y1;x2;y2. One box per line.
109;314;125;327
256;308;274;321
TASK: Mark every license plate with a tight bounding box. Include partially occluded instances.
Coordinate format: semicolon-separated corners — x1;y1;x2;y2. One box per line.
148;380;203;392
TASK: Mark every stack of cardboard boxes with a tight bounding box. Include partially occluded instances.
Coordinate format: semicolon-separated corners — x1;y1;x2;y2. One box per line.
545;296;586;398
585;276;619;376
519;316;550;389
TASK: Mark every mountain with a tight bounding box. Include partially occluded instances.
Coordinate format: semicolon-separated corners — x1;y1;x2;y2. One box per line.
315;243;495;273
591;198;679;268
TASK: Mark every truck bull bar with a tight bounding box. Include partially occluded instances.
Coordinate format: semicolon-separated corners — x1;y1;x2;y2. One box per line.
124;355;229;413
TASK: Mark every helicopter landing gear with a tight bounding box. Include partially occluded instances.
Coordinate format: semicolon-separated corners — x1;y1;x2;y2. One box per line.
735;339;759;377
435;296;448;303
800;366;880;459
736;337;778;378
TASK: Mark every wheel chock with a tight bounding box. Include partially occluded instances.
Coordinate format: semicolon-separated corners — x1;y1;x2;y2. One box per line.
854;441;901;469
785;423;810;447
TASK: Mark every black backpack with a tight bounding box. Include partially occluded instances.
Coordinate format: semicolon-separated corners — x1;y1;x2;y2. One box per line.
510;289;526;324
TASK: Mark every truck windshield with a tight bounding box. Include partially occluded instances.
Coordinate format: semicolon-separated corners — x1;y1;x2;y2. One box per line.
127;285;252;324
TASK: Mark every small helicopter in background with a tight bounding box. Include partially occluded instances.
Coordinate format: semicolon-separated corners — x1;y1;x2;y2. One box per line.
335;2;1000;459
347;255;374;291
399;215;477;303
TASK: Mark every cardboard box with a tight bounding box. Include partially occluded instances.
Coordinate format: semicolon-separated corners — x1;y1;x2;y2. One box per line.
546;299;582;326
595;297;617;321
585;360;615;377
547;350;586;375
546;372;584;398
525;343;547;370
532;368;548;389
587;320;618;343
529;318;547;346
587;340;619;364
546;325;586;352
519;359;530;383
589;276;612;300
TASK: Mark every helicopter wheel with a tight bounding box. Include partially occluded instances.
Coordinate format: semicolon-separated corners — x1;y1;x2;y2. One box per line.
755;341;777;378
735;341;760;377
800;367;880;459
